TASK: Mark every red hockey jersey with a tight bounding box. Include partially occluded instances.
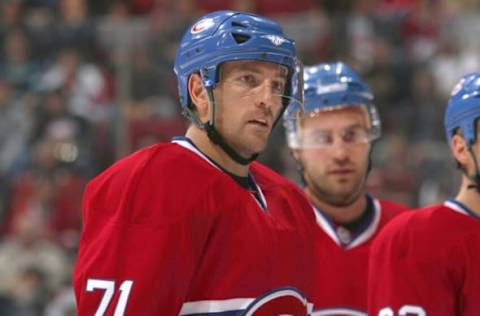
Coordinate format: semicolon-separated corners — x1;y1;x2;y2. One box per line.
73;137;316;315
311;197;407;316
368;199;480;316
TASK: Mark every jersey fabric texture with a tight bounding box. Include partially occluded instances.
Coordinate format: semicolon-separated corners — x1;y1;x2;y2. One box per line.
73;137;316;315
368;199;480;316
311;197;407;316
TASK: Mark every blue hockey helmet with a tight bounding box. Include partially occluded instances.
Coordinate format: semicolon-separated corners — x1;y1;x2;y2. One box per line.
174;10;303;116
284;62;381;149
445;72;480;146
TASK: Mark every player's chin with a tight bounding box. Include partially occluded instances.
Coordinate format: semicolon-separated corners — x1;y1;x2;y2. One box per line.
251;129;272;142
238;143;268;159
335;184;364;202
329;194;359;207
330;183;360;198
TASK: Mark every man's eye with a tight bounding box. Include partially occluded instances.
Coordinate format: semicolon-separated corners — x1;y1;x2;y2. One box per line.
272;81;286;94
305;132;331;146
343;128;368;143
316;133;332;145
239;75;256;85
343;130;357;142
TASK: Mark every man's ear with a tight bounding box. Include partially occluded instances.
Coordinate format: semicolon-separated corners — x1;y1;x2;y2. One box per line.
188;73;210;122
451;134;470;169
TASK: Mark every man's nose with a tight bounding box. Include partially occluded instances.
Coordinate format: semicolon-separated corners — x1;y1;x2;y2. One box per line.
331;138;351;161
254;82;276;109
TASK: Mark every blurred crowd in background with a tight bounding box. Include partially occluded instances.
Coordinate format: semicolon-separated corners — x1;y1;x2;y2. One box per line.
0;0;477;314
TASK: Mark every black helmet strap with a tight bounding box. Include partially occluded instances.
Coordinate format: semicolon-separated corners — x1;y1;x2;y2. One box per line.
466;144;480;192
203;87;258;165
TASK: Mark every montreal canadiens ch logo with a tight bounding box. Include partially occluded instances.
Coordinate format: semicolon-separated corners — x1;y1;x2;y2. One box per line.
191;18;215;34
244;287;311;316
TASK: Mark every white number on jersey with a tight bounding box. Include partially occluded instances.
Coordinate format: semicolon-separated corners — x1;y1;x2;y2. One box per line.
379;305;426;316
86;279;134;316
379;308;394;316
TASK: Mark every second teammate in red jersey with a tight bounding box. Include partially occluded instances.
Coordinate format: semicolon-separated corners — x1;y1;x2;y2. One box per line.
284;62;408;315
368;72;480;316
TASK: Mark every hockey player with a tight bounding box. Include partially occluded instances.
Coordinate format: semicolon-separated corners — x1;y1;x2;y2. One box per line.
368;72;480;315
284;62;408;315
73;11;316;315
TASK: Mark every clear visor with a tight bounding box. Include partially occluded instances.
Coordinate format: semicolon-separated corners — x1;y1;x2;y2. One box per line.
210;55;304;103
212;58;304;126
213;80;304;128
284;103;381;149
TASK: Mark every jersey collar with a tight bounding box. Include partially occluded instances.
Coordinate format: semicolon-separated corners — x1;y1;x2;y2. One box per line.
444;198;480;220
313;194;381;250
171;136;268;211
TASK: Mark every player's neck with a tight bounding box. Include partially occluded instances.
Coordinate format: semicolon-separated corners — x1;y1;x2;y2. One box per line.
307;189;367;224
185;126;249;177
455;176;480;217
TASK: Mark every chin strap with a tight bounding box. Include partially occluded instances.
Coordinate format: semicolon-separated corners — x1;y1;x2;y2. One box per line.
466;145;480;193
204;122;258;165
367;146;373;174
204;87;258;165
184;82;258;165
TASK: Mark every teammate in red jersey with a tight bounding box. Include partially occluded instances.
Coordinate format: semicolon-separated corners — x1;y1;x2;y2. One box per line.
284;62;408;315
73;11;316;316
367;72;480;316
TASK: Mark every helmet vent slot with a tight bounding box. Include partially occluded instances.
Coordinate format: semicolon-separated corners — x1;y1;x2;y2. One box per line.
231;21;247;28
232;33;251;44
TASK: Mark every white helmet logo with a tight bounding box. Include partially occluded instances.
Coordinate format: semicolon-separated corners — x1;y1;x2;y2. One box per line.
191;18;215;34
261;35;287;46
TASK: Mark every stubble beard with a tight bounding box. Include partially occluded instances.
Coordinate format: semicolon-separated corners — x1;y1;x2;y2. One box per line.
233;125;272;157
307;170;367;207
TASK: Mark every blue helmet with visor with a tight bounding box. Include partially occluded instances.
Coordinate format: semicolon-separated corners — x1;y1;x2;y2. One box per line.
444;72;480;192
284;62;380;149
445;72;480;146
174;10;303;164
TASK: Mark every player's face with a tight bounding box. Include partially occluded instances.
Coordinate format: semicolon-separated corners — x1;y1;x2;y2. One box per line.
212;60;288;157
297;107;370;206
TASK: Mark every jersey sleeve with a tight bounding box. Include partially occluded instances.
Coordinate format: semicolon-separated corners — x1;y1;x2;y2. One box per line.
73;181;217;316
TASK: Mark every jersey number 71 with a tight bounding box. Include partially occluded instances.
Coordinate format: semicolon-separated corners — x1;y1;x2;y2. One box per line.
86;279;134;316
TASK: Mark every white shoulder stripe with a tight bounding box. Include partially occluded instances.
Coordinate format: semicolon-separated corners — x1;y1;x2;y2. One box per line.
179;298;254;315
172;139;220;171
444;200;469;216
